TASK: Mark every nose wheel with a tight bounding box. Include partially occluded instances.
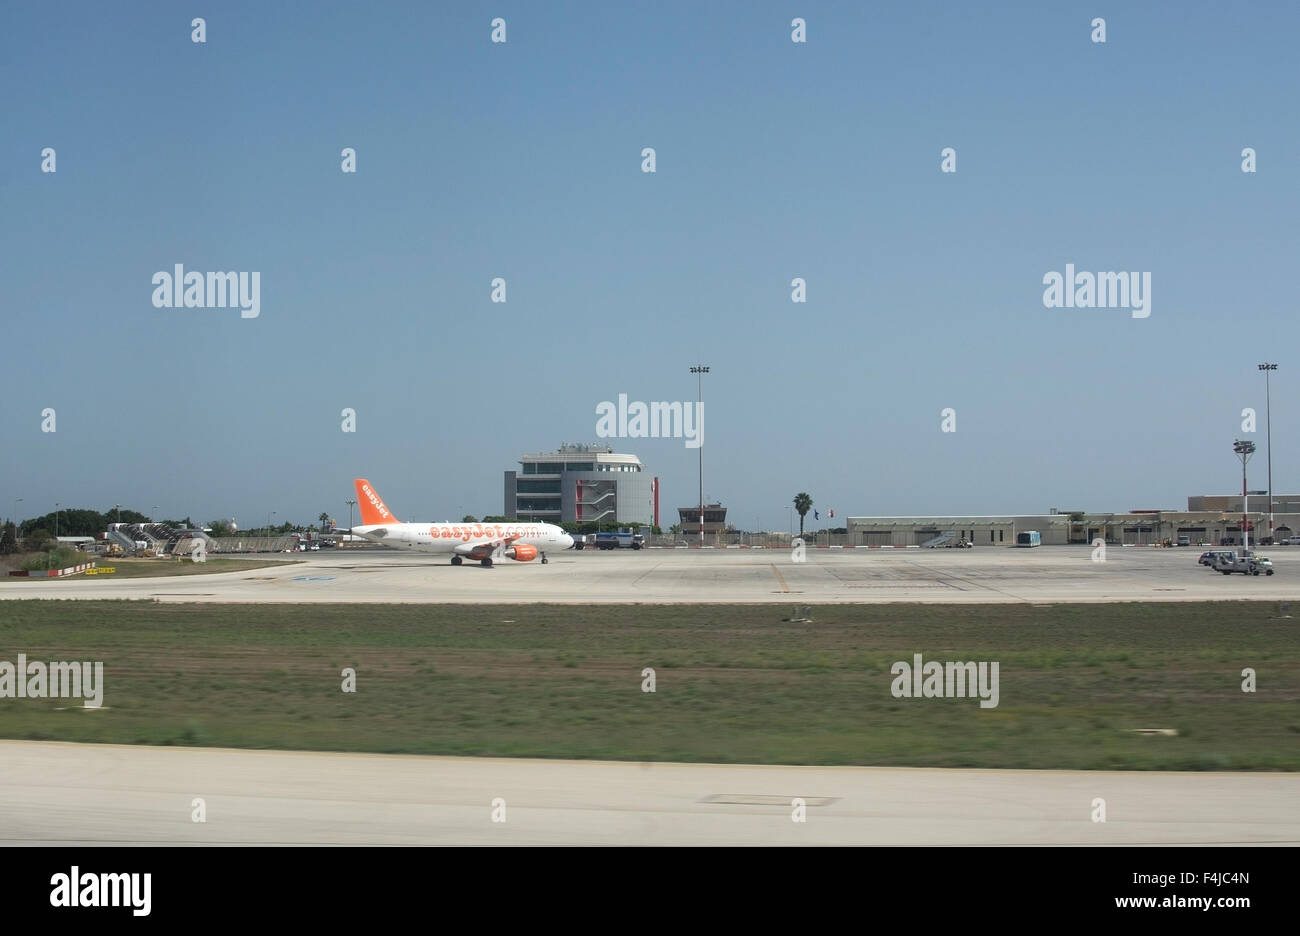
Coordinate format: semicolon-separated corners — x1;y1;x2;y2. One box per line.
541;552;548;564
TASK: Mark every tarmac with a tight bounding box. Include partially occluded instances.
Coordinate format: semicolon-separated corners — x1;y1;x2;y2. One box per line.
2;741;1294;846
4;544;1300;604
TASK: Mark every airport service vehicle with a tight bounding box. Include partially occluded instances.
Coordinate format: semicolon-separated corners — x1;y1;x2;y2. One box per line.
1200;550;1236;567
595;531;646;550
1215;552;1272;576
1015;530;1042;547
570;534;593;550
1176;535;1191;547
349;478;572;567
595;531;644;550
922;531;971;548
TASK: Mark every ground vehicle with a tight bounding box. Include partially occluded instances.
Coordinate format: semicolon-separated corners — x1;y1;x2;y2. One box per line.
1215;552;1272;576
595;531;644;550
1200;550;1236;567
570;534;593;550
921;531;973;548
1283;537;1300;546
1176;535;1191;546
1015;530;1041;547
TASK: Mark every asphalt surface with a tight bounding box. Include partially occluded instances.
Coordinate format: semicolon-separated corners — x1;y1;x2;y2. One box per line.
2;741;1295;846
4;545;1300;604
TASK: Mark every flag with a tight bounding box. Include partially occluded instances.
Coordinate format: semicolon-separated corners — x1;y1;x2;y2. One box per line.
829;508;834;518
814;510;819;520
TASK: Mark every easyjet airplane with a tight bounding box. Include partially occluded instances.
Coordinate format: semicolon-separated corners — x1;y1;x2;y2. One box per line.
350;478;573;567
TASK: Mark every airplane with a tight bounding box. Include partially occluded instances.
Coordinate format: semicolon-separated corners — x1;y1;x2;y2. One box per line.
349;478;573;567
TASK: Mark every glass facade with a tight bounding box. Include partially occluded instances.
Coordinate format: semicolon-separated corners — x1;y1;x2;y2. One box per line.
517;479;561;493
517;496;561;511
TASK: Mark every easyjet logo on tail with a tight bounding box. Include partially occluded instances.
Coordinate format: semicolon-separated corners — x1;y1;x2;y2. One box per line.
354;478;394;525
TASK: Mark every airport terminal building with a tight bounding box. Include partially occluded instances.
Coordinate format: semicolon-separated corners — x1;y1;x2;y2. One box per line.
503;442;658;526
846;496;1300;547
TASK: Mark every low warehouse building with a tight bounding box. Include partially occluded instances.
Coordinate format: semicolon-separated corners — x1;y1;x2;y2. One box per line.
846;500;1300;547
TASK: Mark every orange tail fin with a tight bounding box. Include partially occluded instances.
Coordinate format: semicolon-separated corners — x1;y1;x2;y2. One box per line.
354;478;397;525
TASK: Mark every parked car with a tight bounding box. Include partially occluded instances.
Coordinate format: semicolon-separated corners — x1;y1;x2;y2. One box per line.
1200;550;1236;567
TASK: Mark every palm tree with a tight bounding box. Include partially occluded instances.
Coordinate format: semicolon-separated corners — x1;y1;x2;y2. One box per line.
793;492;813;537
318;512;330;533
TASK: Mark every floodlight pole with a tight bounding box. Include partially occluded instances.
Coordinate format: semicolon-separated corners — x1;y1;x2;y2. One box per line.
690;365;709;544
1259;363;1277;537
1234;440;1255;554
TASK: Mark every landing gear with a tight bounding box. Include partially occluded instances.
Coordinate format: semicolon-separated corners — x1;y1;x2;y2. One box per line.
541;552;548;564
480;557;493;568
451;556;462;566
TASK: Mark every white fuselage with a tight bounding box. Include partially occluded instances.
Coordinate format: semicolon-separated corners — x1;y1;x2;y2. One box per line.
353;521;572;556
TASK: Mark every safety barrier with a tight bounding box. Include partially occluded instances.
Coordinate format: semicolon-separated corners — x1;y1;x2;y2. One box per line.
9;562;96;577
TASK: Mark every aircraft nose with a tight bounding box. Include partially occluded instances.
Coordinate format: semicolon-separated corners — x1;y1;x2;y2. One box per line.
564;534;575;549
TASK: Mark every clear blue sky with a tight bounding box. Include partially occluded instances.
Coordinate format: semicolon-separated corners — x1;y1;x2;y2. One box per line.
2;1;1297;531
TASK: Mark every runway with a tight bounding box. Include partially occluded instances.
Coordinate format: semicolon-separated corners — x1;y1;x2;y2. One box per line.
1;741;1294;845
4;545;1300;604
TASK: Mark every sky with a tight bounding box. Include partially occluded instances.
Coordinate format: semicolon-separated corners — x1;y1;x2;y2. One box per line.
2;1;1298;532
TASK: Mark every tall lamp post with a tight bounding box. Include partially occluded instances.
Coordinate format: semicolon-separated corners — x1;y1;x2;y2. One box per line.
1234;440;1256;553
268;510;276;541
1258;363;1277;539
690;365;709;544
12;497;21;533
345;498;357;548
54;502;60;540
